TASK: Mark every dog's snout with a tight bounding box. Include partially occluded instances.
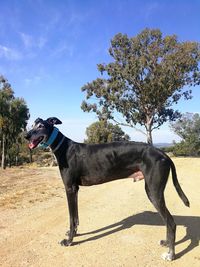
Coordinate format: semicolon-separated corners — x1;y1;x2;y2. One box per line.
24;133;29;140
24;131;32;140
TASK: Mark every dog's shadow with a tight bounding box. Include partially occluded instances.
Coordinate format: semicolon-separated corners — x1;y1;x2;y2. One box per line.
74;211;200;259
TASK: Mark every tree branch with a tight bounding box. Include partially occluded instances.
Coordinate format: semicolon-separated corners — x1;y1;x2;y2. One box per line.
112;117;147;136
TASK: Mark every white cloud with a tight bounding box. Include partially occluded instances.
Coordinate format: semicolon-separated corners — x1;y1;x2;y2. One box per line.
144;2;160;20
0;44;22;60
51;43;74;58
20;32;33;48
24;76;42;86
38;36;47;49
19;32;47;49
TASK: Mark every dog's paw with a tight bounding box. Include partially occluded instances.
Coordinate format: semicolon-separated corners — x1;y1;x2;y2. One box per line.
159;240;169;247
60;239;72;246
161;252;175;261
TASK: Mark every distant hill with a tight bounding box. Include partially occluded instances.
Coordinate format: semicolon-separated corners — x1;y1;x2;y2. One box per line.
154;143;173;148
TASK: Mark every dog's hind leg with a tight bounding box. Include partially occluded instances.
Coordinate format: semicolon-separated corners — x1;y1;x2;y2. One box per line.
145;182;176;260
144;159;176;261
74;185;79;232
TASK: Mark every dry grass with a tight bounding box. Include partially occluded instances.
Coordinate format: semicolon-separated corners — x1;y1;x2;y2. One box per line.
0;167;64;209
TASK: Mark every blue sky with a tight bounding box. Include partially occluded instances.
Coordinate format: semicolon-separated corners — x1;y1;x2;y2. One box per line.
0;0;200;143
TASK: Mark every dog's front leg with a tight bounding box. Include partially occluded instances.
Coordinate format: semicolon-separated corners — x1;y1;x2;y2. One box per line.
66;185;79;235
60;187;77;246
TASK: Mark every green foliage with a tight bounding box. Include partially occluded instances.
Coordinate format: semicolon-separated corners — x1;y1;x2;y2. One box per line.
81;28;200;144
85;120;130;144
171;113;200;156
0;75;30;168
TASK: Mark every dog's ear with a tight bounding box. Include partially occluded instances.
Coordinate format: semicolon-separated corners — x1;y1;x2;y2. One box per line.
46;117;62;125
35;118;43;124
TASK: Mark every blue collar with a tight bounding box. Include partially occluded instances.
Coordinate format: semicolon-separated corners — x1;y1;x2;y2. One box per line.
39;127;59;148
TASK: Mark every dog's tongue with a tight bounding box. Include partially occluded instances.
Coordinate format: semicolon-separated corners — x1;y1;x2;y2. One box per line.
28;141;36;149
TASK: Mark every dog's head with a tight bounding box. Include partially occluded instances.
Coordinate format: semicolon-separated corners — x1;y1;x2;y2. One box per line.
25;117;62;149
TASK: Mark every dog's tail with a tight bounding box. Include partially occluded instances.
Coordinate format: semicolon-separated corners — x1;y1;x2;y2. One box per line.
170;159;190;207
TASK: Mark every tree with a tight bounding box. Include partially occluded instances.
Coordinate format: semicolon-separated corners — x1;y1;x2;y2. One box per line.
171;113;200;156
85;120;130;144
0;75;30;168
81;28;200;144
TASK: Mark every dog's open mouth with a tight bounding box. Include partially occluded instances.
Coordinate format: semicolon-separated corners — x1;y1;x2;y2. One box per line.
29;137;44;149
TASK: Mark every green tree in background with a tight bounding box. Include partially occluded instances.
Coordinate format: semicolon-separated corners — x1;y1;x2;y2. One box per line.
0;75;30;168
81;28;200;144
85;121;130;144
171;113;200;156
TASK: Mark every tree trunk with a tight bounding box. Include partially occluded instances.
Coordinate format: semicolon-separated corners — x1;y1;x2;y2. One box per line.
146;126;153;144
15;144;19;166
1;134;6;169
8;154;11;168
16;155;18;166
145;116;153;145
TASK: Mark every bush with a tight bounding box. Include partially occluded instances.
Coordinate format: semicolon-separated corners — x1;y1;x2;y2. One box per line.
172;140;200;157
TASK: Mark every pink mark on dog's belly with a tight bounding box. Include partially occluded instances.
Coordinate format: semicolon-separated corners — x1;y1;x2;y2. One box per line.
128;171;144;182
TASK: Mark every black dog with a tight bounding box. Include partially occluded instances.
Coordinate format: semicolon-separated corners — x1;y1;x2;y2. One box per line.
25;117;189;261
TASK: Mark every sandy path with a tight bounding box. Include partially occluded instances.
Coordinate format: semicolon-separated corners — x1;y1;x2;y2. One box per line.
0;158;199;267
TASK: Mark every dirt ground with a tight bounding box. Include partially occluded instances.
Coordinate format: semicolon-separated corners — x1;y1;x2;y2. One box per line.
0;158;199;267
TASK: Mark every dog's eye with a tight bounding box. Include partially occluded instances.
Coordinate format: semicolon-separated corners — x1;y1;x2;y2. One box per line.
37;124;43;129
